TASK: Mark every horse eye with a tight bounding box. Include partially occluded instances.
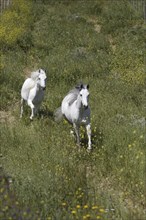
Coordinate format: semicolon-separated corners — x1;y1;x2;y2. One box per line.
80;94;82;97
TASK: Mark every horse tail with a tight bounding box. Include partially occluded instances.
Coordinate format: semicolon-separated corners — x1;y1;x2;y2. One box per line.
54;107;63;122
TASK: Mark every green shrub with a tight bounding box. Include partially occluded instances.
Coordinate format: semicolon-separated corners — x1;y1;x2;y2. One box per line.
0;0;34;110
0;0;32;48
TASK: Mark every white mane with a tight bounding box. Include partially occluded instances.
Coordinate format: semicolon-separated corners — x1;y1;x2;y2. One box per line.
66;84;88;106
31;70;40;80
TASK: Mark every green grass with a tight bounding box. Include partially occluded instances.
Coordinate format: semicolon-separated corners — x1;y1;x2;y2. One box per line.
0;0;145;219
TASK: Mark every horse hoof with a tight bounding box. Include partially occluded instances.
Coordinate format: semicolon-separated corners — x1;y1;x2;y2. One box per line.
87;148;92;152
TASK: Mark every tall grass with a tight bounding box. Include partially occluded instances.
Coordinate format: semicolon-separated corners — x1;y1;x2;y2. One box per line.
0;0;145;219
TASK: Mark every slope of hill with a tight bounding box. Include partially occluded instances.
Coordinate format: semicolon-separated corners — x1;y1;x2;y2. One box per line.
0;0;145;219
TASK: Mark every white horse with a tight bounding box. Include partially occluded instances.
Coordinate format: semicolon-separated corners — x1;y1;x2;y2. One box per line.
20;69;47;120
55;84;92;151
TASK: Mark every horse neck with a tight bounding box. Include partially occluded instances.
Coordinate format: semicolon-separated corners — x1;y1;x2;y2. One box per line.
33;80;40;91
76;95;83;110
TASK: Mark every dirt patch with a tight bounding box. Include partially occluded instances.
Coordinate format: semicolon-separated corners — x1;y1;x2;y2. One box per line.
94;24;101;33
23;67;32;78
108;34;116;52
0;111;15;124
87;17;101;33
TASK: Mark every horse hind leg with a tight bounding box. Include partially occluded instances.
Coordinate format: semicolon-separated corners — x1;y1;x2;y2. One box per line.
20;98;24;118
34;105;39;116
34;104;41;118
86;124;92;151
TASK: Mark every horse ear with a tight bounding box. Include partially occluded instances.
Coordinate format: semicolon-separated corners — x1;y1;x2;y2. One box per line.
80;84;84;89
39;69;41;73
87;84;89;89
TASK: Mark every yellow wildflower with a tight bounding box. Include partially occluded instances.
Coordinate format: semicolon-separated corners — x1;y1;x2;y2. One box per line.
71;210;76;214
4;194;8;199
3;206;8;211
23;212;27;216
92;205;98;209
99;208;105;213
83;205;88;209
0;188;4;193
76;205;81;209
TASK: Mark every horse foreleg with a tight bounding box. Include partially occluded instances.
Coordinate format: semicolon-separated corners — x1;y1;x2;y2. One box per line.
20;98;24;118
34;106;38;115
27;99;35;120
73;123;80;147
34;104;41;117
86;124;92;151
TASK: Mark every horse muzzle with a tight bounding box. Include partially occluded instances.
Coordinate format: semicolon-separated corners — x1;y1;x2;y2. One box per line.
41;86;46;91
83;105;88;109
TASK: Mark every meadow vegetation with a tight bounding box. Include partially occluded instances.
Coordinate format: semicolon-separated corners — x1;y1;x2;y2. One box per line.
0;0;145;219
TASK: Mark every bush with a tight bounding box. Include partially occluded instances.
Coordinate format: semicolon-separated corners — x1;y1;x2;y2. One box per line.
0;0;32;49
0;0;34;110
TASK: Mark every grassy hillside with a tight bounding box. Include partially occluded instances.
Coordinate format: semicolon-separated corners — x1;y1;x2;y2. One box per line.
0;0;145;219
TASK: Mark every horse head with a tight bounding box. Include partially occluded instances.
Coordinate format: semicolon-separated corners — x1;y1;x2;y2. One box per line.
79;84;89;109
31;69;47;90
37;69;47;90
